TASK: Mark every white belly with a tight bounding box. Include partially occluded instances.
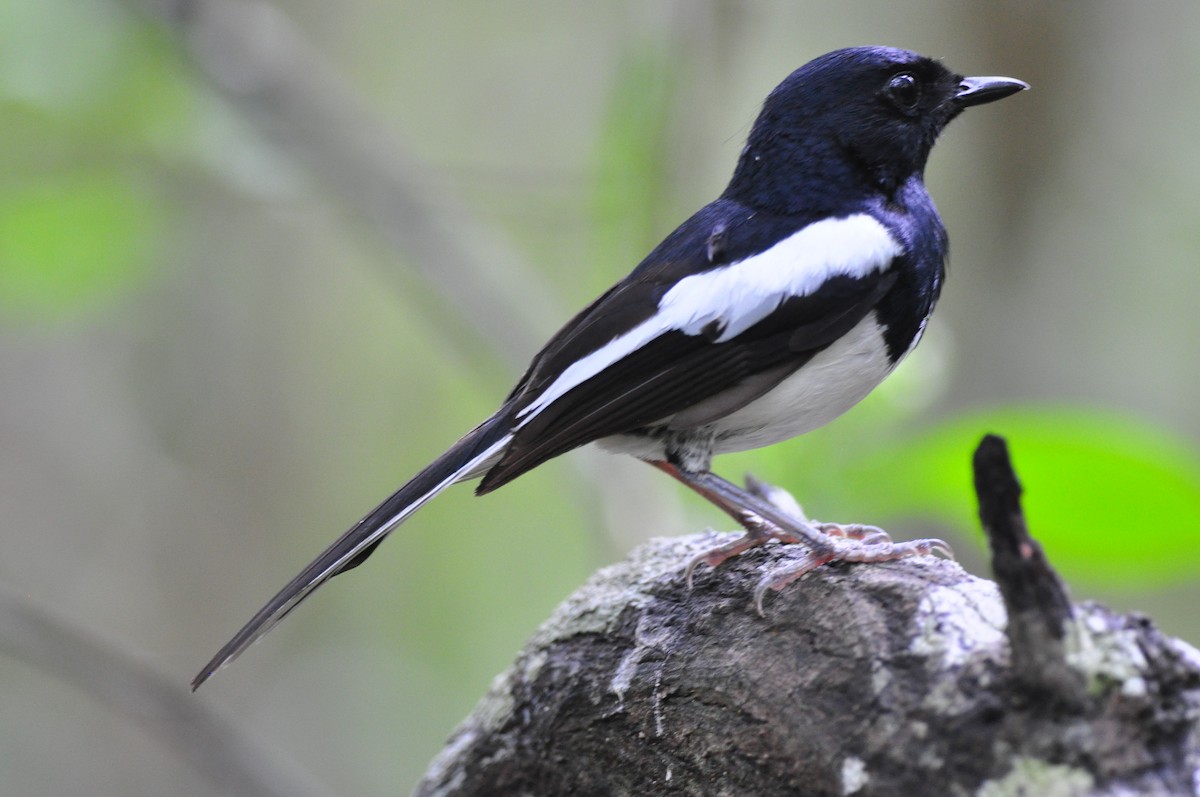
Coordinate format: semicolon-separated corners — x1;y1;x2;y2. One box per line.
596;315;899;462
707;315;896;453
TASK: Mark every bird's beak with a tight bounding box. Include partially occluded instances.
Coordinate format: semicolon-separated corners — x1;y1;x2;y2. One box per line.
954;76;1029;108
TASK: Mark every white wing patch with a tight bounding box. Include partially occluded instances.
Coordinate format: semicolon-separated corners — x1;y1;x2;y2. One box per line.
515;213;901;426
661;213;901;341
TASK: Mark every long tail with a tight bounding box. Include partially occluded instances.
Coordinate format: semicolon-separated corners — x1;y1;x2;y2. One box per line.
192;415;513;689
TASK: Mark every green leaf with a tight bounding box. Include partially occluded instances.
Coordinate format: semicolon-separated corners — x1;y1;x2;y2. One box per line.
852;407;1200;588
0;172;163;323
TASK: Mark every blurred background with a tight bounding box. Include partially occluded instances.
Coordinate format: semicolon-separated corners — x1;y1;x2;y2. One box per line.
2;1;1199;794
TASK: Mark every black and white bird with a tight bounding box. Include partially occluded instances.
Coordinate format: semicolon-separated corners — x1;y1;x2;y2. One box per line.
193;46;1026;688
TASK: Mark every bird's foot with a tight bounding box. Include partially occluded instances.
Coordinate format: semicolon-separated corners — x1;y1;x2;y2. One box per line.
749;534;953;615
682;473;953;614
813;521;891;545
684;519;802;589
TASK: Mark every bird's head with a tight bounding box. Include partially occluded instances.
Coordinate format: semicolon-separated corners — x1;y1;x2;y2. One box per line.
725;46;1027;213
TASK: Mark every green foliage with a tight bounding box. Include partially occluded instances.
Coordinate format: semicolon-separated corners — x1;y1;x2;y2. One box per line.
0;172;162;322
0;2;188;324
850;408;1200;589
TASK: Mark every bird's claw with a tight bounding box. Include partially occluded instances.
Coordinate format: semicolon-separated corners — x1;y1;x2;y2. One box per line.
752;548;831;615
684;516;803;589
685;532;764;589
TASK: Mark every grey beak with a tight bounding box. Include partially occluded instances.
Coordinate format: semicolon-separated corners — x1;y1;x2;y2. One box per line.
954;75;1029;108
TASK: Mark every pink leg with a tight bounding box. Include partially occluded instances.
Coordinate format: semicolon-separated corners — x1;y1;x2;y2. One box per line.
650;461;952;614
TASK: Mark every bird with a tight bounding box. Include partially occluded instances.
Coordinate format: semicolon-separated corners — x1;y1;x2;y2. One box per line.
193;46;1027;689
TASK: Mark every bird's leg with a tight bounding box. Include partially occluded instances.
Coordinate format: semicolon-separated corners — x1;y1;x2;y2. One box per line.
743;473;891;544
651;461;834;587
650;461;953;614
739;475;892;544
742;472;813;523
649;461;810;585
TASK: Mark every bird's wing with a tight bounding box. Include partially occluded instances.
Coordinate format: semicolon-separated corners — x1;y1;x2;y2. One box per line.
479;210;903;492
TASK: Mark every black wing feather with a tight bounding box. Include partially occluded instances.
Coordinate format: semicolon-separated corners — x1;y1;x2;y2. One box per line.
508;198;819;408
479;269;897;492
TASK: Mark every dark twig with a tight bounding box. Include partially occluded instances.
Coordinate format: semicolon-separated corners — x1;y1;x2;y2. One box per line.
973;433;1086;705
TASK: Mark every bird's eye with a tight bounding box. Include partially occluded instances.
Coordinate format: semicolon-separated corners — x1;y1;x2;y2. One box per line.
884;72;921;111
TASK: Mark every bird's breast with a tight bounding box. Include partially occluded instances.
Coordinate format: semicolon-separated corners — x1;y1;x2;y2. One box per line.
707;313;898;454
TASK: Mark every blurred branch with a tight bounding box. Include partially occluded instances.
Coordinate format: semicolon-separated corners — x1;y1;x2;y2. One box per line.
0;585;333;797
119;0;694;555
121;0;563;369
